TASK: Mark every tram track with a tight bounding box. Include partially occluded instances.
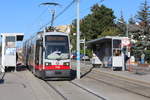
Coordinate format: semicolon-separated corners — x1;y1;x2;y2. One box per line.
45;80;107;100
69;81;107;100
81;68;150;99
45;81;68;100
87;75;150;99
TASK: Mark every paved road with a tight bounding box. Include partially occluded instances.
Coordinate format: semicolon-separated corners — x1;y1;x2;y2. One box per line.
72;61;150;100
0;61;150;100
0;70;105;100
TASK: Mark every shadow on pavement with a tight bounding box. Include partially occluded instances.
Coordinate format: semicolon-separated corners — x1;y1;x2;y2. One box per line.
16;65;27;71
81;67;95;78
70;69;76;80
5;65;27;72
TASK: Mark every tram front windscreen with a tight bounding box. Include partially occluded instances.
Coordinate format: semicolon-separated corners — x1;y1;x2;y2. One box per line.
45;35;69;60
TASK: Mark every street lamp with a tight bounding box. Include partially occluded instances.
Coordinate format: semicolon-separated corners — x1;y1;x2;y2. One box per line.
126;22;128;37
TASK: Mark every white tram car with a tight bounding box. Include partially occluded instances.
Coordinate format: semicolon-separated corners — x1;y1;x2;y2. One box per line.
23;32;71;79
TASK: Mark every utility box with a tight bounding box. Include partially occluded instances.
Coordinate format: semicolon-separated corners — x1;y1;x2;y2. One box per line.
0;33;24;72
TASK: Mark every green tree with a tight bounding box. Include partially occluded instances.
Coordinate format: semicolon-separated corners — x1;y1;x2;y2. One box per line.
100;26;121;37
128;15;136;24
116;10;126;36
70;19;77;51
130;0;150;62
136;0;150;41
70;4;117;51
80;4;116;40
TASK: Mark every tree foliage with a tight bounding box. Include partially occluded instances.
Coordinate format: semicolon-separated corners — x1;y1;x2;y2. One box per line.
128;15;136;24
130;0;150;62
70;4;118;40
100;26;121;37
70;4;119;52
136;0;150;41
116;10;126;36
81;4;116;40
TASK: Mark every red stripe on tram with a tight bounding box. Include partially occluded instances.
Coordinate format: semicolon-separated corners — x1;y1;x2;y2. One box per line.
35;65;70;70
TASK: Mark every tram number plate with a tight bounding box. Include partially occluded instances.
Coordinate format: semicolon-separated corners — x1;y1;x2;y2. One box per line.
55;71;62;74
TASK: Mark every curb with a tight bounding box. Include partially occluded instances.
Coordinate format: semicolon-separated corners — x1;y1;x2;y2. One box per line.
79;61;150;86
98;70;150;86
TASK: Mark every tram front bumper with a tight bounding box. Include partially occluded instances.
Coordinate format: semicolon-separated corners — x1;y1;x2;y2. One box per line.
42;70;71;78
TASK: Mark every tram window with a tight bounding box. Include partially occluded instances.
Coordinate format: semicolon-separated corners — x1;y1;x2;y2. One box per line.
113;40;121;48
37;40;42;46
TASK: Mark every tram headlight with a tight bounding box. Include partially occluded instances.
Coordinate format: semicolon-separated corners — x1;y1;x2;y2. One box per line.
45;62;51;66
63;62;70;66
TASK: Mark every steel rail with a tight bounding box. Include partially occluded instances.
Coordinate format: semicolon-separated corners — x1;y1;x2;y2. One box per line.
81;68;150;98
69;81;107;100
45;81;68;100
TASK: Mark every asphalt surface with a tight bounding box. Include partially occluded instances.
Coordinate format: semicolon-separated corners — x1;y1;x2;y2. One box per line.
0;62;150;100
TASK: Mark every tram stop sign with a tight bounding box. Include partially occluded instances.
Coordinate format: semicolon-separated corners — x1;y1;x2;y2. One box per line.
122;38;130;46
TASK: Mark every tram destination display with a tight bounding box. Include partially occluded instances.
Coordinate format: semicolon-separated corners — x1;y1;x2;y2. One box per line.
45;35;68;42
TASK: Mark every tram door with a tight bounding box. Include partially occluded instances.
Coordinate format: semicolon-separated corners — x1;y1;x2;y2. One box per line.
112;39;124;69
35;40;43;67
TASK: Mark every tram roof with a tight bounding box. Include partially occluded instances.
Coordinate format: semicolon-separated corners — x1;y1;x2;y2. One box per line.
87;36;127;44
1;33;24;41
38;31;68;36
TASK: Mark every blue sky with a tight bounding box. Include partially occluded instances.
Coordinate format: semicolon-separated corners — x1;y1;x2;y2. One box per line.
0;0;146;40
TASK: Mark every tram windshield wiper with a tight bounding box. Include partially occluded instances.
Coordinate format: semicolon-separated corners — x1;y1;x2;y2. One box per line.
47;53;69;60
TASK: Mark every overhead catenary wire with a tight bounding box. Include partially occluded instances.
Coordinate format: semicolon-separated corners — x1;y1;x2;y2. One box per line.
25;8;48;35
28;0;105;30
38;0;76;31
55;0;106;26
54;0;76;20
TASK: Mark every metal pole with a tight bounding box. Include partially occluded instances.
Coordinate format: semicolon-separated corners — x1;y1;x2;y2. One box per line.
126;23;128;37
76;0;80;79
111;38;114;71
15;36;17;72
51;10;55;27
84;38;85;63
1;35;5;73
125;22;128;71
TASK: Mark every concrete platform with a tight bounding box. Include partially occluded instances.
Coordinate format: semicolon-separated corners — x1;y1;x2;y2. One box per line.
0;71;61;100
80;61;150;86
97;68;150;86
0;62;150;100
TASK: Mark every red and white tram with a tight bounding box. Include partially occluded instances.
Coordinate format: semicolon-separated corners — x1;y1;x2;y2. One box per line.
23;32;71;79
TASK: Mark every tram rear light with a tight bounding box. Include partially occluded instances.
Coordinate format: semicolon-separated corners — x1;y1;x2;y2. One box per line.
45;62;51;66
63;62;70;66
